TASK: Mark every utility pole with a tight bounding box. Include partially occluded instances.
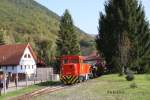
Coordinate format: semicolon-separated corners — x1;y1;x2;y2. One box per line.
3;73;6;94
16;72;18;89
26;72;28;87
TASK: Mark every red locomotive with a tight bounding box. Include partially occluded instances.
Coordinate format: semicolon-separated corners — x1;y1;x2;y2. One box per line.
60;55;91;84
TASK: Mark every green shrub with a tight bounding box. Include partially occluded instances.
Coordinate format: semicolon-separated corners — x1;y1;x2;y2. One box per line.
125;70;134;81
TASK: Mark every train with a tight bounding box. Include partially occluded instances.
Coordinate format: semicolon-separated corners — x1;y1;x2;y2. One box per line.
60;55;106;84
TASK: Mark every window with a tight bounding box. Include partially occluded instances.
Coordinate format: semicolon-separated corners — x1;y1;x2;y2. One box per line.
28;65;30;69
32;65;34;69
0;66;1;69
24;54;27;58
6;66;8;70
28;54;31;58
25;65;26;69
21;65;23;70
63;59;68;64
70;59;79;63
12;66;14;70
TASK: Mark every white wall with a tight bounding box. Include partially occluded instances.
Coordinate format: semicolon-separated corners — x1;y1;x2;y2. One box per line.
1;65;17;73
19;47;36;75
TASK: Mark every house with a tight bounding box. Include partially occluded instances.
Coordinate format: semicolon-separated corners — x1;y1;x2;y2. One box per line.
84;51;102;63
0;43;37;81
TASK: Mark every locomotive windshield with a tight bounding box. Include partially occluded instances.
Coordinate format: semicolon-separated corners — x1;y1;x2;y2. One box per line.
63;59;68;64
70;59;79;63
62;59;79;64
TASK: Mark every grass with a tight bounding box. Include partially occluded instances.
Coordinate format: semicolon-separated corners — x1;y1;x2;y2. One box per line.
33;74;150;100
0;81;60;100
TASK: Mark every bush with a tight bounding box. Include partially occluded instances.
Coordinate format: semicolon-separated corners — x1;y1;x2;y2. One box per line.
125;69;134;81
130;82;137;88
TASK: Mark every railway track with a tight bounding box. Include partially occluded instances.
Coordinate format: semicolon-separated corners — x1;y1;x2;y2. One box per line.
10;85;68;100
9;82;84;100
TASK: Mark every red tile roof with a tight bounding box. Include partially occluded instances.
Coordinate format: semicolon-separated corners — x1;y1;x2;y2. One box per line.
84;51;102;61
0;43;37;66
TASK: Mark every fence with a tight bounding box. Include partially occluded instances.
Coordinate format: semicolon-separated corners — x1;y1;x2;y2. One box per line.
36;67;60;81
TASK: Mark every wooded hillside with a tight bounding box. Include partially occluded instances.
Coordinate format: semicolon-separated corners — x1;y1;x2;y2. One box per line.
0;0;95;64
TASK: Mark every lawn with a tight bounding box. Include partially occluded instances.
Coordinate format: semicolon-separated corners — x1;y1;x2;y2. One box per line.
33;74;150;100
0;81;61;100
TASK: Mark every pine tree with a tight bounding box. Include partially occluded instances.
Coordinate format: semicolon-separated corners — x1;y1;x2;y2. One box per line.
56;9;80;56
96;0;150;73
129;2;150;73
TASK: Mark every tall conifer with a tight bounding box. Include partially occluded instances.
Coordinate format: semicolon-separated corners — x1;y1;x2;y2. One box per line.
96;0;150;73
56;9;80;56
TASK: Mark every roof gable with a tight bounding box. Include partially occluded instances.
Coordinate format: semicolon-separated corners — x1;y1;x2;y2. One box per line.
0;43;36;66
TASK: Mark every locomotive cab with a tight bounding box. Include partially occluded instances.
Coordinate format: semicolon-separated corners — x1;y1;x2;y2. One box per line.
61;59;79;75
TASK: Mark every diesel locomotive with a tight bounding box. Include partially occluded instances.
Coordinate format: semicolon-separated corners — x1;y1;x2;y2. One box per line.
60;55;91;84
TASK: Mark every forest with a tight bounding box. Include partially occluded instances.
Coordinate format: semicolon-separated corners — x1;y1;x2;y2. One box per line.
0;0;95;65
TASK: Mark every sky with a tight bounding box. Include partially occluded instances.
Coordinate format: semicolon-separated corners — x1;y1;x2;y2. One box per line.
36;0;150;35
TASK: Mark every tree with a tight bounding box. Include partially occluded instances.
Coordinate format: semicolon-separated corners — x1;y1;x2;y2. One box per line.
35;38;52;65
118;31;131;74
127;2;150;73
0;30;6;45
96;0;150;73
56;9;80;56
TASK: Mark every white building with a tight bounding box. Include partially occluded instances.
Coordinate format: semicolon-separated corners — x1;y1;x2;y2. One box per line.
0;43;37;81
